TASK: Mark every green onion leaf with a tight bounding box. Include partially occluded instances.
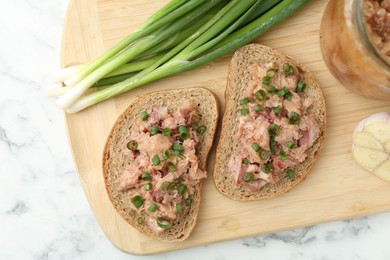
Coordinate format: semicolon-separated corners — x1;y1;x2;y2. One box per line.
150;125;159;136
251;142;260;152
266;68;277;78
259;148;270;161
255;90;267;101
176;203;183;213
268;124;279;136
283;63;294;77
240;97;250;105
196;125;207;134
273;106;282;115
179;125;188;140
254;105;263;112
261;163;273;174
288;112;301;125
286;141;295;149
173;150;182;156
277;88;287;97
140;111;149;121
185;198;193;205
296;81;306;92
278;150;287;161
127;141;138;150
162;128;172;136
148;203;157;212
286;169;295;180
262;75;270;86
141;171;150;181
267;85;276;93
270;136;276;154
156;217;172;229
162;149;170;159
131;195;144;209
151;155;160;165
168;161;177;172
242;158;249;165
161;181;172;191
178;184;187;195
172;144;183;151
137;217;144;224
243;172;255;183
240;108;250;115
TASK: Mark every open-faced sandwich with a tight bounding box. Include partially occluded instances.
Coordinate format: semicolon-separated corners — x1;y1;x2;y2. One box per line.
103;88;218;241
213;44;326;201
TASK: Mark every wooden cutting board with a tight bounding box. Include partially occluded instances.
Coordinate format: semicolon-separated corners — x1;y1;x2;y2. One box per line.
61;0;390;255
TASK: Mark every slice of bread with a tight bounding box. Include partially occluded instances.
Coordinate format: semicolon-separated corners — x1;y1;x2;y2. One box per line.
213;44;326;201
103;88;219;241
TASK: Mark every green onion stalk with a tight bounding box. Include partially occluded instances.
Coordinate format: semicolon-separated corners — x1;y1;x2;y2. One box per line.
50;0;310;113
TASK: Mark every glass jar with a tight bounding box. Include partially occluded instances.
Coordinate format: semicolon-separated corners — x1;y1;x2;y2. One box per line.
320;0;390;100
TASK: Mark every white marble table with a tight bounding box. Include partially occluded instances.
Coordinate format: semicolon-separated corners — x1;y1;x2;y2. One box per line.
1;1;390;259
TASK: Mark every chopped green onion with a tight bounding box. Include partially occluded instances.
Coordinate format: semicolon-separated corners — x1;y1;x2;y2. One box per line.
267;85;275;93
141;171;150;181
242;158;249;165
173;150;182;156
286;141;295;149
185;198;193;205
191;115;201;125
178;184;187;195
240;108;250;115
296;81;306;92
156;217;172;229
161;181;172;191
128;209;136;218
261;163;272;174
144;183;153;191
254;105;263;112
151;155;160;165
176;203;183;213
259;148;270;160
266;68;277;78
162;128;172;136
278;150;287;161
288;112;300;125
270;136;276;154
137;217;144;224
285;91;292;100
172;144;183;151
243;172;255;183
283;63;294;77
131;195;144;209
168;161;177;172
179;125;188;140
196;125;207;134
255;89;266;101
268;124;279;136
140;111;149;121
277;88;287;97
150;125;159;135
162;149;171;159
262;75;270;86
251;142;260;152
148;203;157;212
240;97;250;105
127;141;138;150
286;169;295;180
273;106;282;115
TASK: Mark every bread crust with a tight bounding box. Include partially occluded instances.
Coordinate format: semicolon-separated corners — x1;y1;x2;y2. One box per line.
213;44;326;201
103;88;219;241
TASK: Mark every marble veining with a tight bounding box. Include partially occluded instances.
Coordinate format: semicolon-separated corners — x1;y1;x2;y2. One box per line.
1;0;390;259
